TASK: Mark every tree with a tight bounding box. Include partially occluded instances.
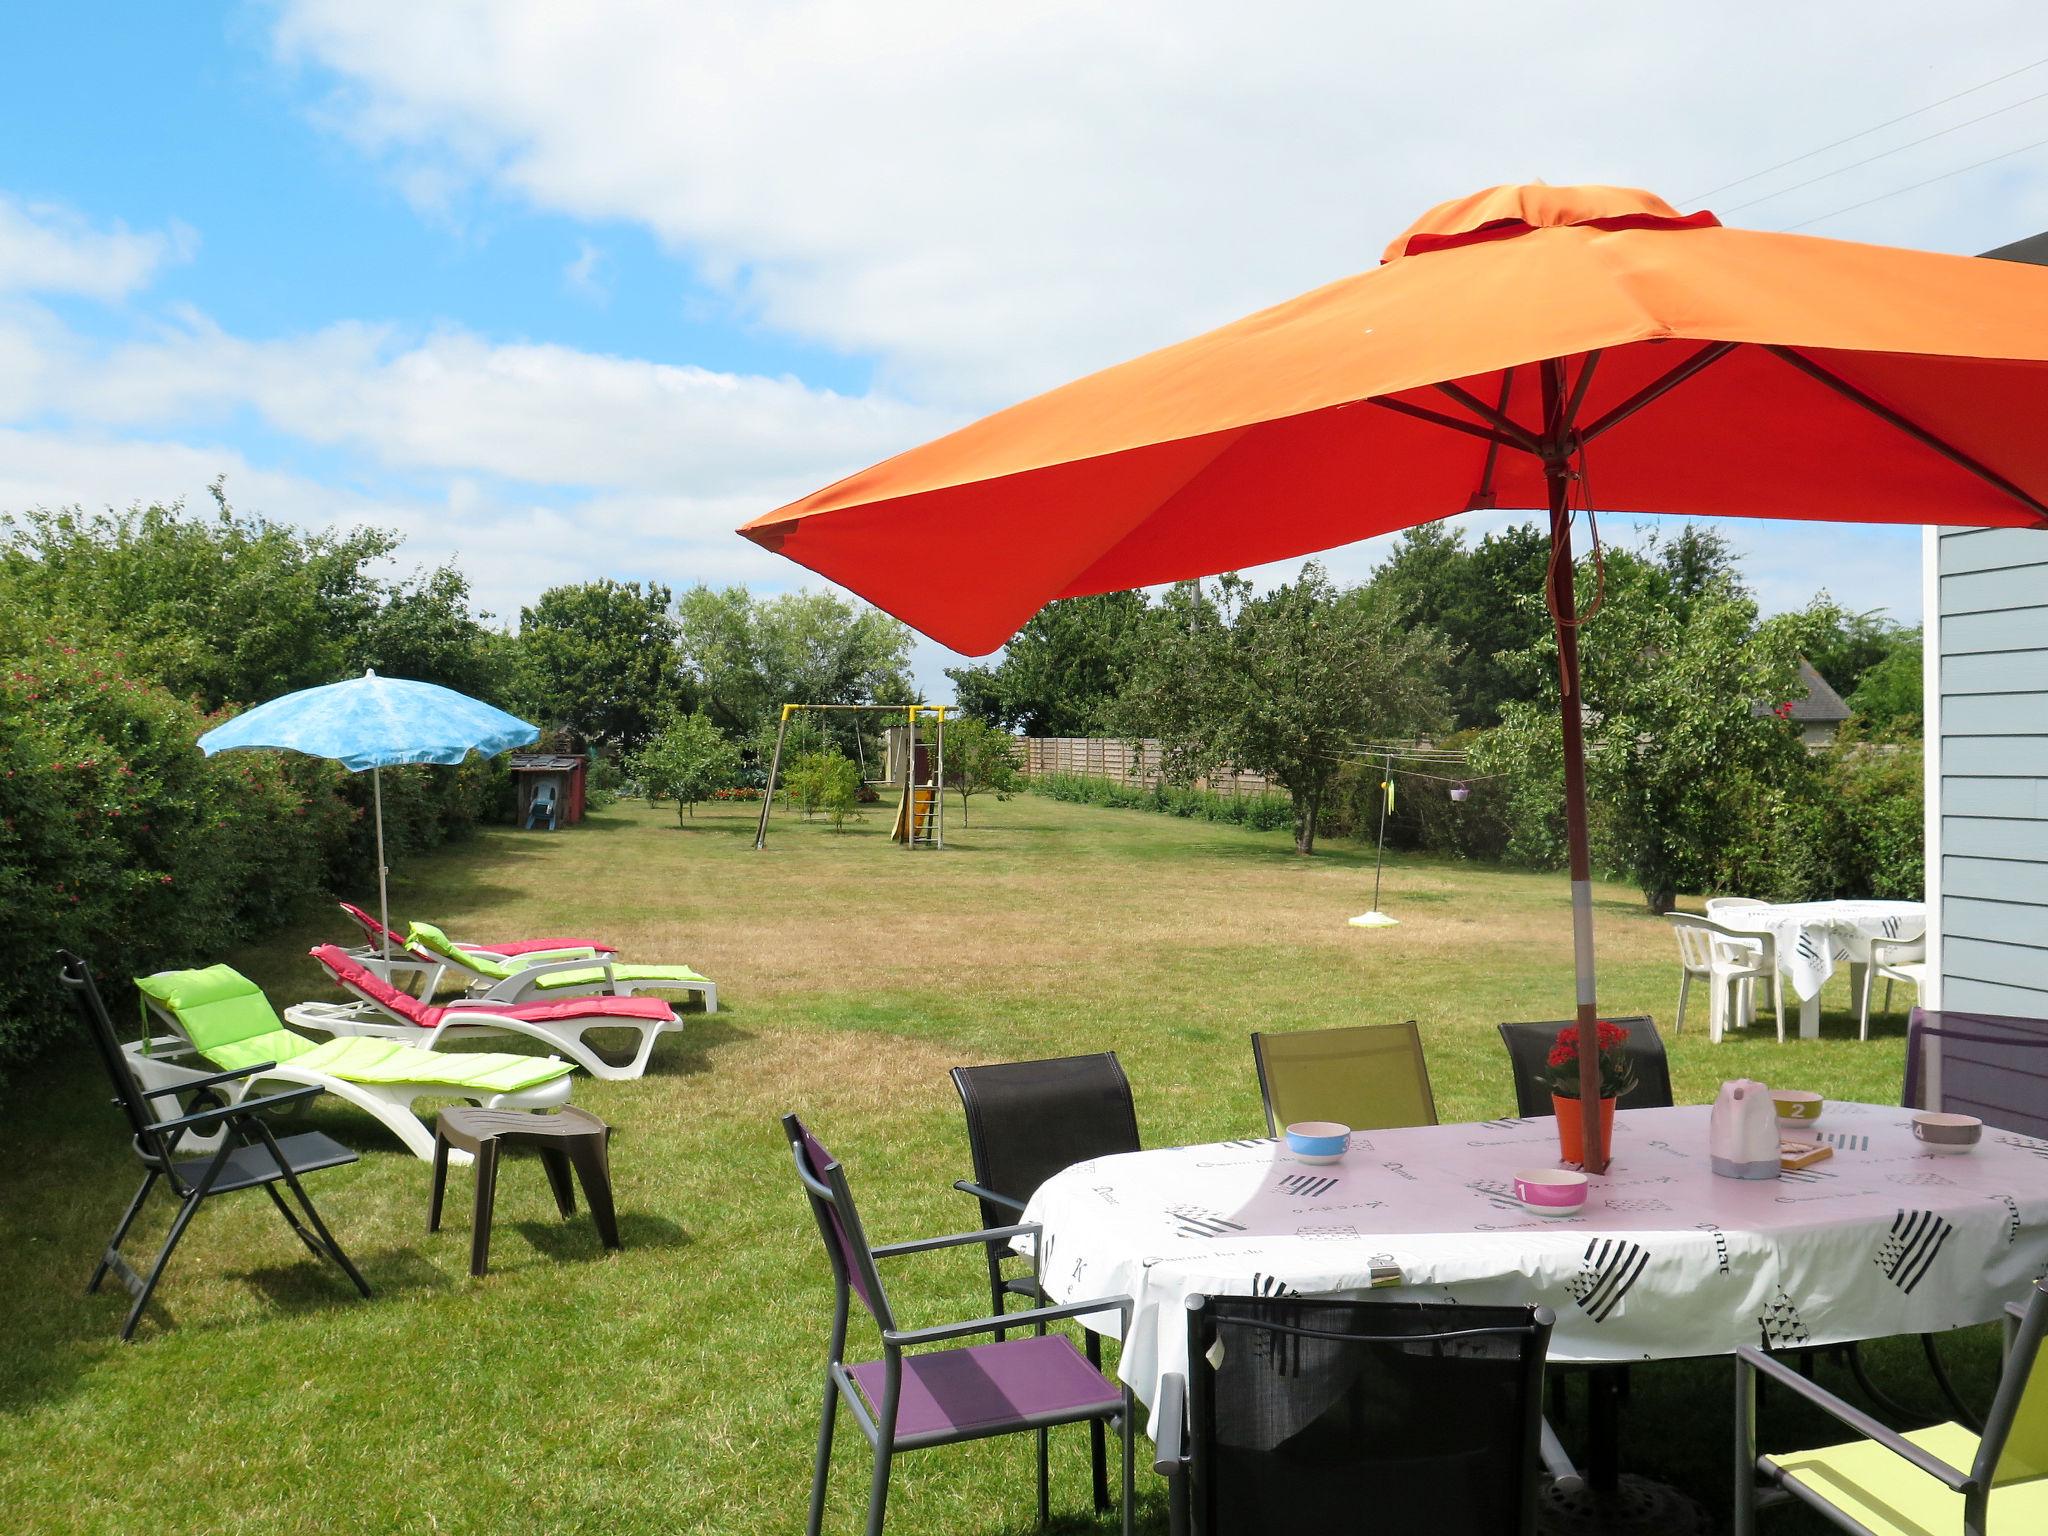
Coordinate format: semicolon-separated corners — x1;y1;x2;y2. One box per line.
0;490;411;709
636;712;741;824
1371;521;1551;728
517;579;686;752
1123;564;1452;854
677;585;914;746
944;591;1156;735
782;750;861;829
941;716;1020;825
1472;562;1834;911
1846;641;1922;734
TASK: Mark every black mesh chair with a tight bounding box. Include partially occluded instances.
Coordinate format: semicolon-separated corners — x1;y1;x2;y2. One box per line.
783;1113;1134;1536
1154;1294;1554;1536
57;951;370;1341
1496;1015;1673;1118
951;1052;1142;1512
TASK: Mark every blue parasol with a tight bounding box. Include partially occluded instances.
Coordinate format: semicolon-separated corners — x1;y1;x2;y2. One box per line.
199;670;538;955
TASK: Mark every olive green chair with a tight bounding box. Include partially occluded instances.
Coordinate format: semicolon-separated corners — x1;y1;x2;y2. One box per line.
1251;1021;1436;1135
1736;1277;2048;1534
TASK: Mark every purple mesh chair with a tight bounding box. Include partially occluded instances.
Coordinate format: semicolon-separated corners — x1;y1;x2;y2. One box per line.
951;1052;1142;1514
782;1113;1135;1536
1904;1008;2048;1139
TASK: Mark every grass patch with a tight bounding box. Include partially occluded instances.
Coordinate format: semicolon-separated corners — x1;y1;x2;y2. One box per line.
0;795;1973;1534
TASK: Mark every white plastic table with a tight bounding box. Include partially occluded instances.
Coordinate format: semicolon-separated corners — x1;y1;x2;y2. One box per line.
1716;899;1925;1039
1019;1104;2048;1428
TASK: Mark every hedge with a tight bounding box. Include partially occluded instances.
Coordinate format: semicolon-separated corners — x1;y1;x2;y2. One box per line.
0;636;500;1078
1030;771;1295;831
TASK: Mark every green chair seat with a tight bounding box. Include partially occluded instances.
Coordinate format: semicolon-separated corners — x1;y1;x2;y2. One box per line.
137;965;573;1091
1770;1424;2048;1536
528;963;708;990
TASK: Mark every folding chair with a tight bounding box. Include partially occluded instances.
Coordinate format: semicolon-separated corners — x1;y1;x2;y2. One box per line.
57;951;371;1341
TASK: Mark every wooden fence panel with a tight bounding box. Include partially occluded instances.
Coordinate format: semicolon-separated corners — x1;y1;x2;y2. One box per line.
1017;736;1273;797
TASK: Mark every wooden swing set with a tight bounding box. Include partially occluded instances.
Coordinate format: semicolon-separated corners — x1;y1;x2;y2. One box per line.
752;702;948;850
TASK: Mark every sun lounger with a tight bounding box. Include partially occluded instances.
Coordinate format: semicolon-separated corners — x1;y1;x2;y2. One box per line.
291;945;684;1082
136;964;577;1164
404;921;718;1014
337;901;617;960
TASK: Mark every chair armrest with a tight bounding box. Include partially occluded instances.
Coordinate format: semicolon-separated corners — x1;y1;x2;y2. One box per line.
502;956;614;982
1737;1347;1976;1492
873;1221;1040;1258
492;946;601;966
1153;1372;1188;1476
886;1293;1132;1348
951;1179;1028;1214
152;1082;324;1134
139;1062;268;1098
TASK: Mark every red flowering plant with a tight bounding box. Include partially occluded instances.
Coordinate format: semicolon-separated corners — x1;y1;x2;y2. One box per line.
1543;1021;1638;1101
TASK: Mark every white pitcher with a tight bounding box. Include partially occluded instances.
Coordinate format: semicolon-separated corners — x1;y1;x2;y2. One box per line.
1710;1079;1781;1180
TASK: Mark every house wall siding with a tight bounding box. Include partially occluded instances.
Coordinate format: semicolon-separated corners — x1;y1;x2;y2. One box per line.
1936;525;2048;1014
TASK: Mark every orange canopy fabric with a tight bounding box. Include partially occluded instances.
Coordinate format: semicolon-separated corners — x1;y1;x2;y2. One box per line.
740;183;2048;655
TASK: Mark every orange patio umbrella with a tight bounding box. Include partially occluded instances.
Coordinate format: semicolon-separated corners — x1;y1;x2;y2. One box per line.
739;183;2048;1170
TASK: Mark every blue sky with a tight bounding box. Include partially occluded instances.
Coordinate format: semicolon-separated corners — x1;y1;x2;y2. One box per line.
5;3;2047;693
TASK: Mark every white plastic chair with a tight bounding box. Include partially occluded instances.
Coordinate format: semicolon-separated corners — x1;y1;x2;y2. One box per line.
1856;935;1927;1041
1704;898;1770;1025
1670;914;1785;1043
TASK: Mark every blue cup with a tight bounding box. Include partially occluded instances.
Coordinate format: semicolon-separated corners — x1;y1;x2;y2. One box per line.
1285;1120;1351;1162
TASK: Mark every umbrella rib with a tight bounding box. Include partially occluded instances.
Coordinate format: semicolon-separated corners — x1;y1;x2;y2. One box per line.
1367;394;1536;454
1763;345;2048;524
1431;379;1545;456
1575;341;1740;446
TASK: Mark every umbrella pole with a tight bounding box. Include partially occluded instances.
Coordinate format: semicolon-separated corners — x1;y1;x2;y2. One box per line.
1543;361;1607;1174
373;765;391;962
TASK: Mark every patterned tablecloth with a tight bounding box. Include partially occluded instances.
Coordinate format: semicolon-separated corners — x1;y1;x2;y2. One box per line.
1718;899;1925;1003
1018;1104;2048;1425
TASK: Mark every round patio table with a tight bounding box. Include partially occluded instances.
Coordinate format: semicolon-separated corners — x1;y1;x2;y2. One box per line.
1715;899;1925;1039
1018;1104;2048;1437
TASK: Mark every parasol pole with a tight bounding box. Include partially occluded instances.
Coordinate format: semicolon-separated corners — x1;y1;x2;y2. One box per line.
372;763;391;962
1542;358;1607;1174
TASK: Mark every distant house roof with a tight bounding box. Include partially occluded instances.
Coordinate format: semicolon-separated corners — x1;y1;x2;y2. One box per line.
1754;659;1850;725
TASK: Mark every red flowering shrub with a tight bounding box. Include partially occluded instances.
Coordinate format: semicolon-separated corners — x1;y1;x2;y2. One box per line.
1542;1020;1640;1101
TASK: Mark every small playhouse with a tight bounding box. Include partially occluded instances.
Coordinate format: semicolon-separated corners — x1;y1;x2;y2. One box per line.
508;752;587;830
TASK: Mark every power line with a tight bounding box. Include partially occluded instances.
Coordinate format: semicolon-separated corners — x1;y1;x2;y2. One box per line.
1681;54;2048;206
1780;133;2048;231
1719;86;2048;214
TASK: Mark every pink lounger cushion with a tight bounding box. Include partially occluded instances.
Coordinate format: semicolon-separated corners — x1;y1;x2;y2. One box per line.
308;945;674;1027
481;936;621;957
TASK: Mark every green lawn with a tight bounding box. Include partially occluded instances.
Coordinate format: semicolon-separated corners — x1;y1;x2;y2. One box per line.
0;792;1986;1534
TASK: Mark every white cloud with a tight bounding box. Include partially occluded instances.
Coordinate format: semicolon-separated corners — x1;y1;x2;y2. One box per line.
10;301;951;497
563;238;606;302
272;1;2048;402
0;195;193;300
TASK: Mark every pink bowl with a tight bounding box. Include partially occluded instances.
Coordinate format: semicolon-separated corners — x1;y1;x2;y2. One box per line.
1514;1168;1589;1214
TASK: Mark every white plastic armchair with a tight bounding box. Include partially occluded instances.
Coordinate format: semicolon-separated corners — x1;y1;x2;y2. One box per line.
1670;913;1785;1043
1858;935;1927;1041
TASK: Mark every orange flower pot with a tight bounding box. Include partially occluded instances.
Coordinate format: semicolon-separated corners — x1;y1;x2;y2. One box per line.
1552;1094;1615;1166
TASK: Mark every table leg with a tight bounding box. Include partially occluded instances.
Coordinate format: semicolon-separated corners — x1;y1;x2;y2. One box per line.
538;1146;577;1218
567;1135;621;1251
1800;994;1820;1040
428;1131;449;1233
471;1142;499;1279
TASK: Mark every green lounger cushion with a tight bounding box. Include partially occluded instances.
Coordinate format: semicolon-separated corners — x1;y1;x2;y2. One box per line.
137;965;574;1091
1769;1421;2048;1535
407;922;706;989
527;962;709;990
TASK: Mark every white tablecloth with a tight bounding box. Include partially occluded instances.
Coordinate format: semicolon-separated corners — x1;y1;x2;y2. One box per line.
1719;899;1925;1003
1018;1105;2048;1424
